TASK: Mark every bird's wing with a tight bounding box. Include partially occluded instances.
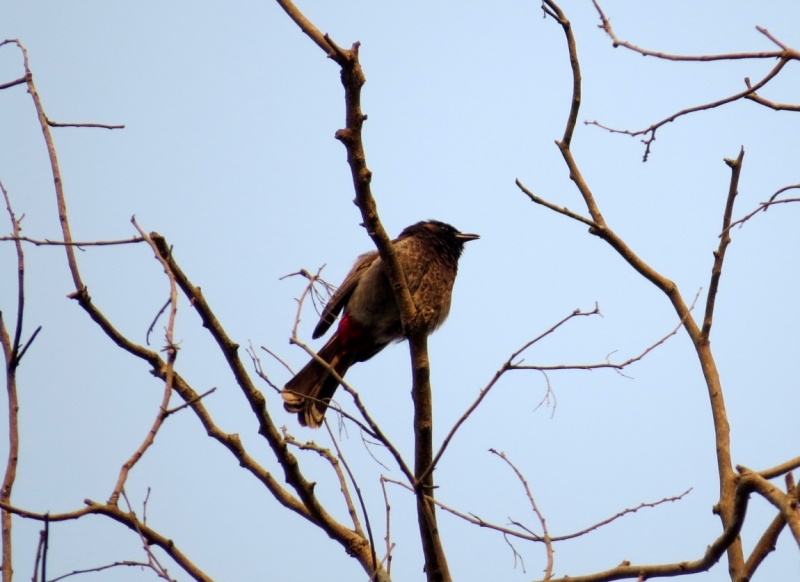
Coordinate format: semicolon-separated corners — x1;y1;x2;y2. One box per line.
312;250;378;339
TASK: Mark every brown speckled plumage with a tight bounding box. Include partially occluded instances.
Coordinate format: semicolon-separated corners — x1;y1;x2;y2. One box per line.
282;220;478;427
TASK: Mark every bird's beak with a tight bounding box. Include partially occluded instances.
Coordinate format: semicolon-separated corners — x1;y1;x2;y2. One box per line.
455;232;480;242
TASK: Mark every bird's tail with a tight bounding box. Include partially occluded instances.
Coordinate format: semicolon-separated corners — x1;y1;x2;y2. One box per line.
281;332;355;428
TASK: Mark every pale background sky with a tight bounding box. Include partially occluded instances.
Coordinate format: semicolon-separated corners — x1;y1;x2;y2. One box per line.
1;1;798;581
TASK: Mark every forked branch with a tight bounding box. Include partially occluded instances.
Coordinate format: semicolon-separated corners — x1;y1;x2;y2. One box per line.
588;1;799;160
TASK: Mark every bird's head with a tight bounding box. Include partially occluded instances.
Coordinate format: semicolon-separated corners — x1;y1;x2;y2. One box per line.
399;220;480;257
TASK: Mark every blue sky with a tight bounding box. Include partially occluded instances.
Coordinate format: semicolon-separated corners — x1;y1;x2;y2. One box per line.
1;1;799;580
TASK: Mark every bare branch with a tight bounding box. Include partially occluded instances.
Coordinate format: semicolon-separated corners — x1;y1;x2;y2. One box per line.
120;491;177;582
422;306;600;483
0;500;211;582
0;77;26;91
543;1;582;149
30;527;44;582
739;478;800;582
490;449;553;579
275;1;447;577
743;77;800;111
503;534;526;573
148;233;385;580
0;235;144;246
46;119;124;130
283;266;331;339
384;476;691;544
273;0;340;56
551;489;692;542
145;298;171;347
741;455;800;481
512;289;700;374
743;472;800;547
283;428;363;535
702;149;744;339
47;561;153;582
379;477;393;578
14;326;41;364
536;4;743;575
591;0;789;61
0;177;25;582
260;345;295;376
726;184;800;232
322;423;366;537
586;60;788;162
588;2;798;160
107;222;180;506
538;472;760;582
515;179;597;228
163;387;217;417
289;336;413;482
323;421;380;581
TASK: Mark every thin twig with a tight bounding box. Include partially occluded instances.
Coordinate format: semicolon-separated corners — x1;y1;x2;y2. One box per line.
0;499;211;582
260;345;295;375
41;517;48;582
512;289;700;374
46;119;124;130
503;533;526;573
145;298;171;346
47;560;153;582
0;235;144;246
163;387;217;417
725;184;800;232
107;222;180;506
290;336;413;483
384;476;690;543
283;266;330;339
14;326;41;364
588;1;798;160
515;179;597;228
245;343;282;394
30;528;44;582
121;491;176;582
324;421;380;582
422;306;601;483
490;449;553;579
379;477;393;578
591;0;789;61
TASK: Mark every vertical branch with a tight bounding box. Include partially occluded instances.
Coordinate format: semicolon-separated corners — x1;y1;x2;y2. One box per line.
0;313;16;582
700;152;746;579
274;2;448;580
537;2;744;578
410;335;450;582
0;179;25;582
702;149;744;338
8;40;85;293
107;222;179;506
40;517;48;582
379;477;393;577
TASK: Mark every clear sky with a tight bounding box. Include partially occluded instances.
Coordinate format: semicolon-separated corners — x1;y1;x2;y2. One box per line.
1;1;798;581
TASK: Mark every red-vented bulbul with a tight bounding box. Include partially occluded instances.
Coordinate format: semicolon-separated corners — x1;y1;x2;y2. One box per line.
282;220;479;427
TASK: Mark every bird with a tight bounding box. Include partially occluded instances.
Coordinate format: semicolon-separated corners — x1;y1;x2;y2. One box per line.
282;220;479;428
